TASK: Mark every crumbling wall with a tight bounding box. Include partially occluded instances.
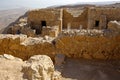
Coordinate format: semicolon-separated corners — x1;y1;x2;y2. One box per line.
0;35;55;60
55;35;120;60
28;8;88;31
28;9;61;33
0;34;120;60
41;26;59;37
63;8;88;29
88;7;120;29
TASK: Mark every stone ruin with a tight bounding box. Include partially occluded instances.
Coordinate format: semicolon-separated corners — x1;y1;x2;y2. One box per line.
1;6;120;60
1;6;120;80
0;6;119;60
5;7;120;38
0;34;120;60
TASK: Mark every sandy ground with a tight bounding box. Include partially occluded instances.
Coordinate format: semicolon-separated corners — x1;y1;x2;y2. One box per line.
56;58;120;80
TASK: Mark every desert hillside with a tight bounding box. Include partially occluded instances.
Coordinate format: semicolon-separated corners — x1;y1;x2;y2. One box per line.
0;8;27;33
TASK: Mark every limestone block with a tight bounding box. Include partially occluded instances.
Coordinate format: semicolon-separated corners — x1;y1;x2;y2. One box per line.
0;54;24;80
23;55;55;80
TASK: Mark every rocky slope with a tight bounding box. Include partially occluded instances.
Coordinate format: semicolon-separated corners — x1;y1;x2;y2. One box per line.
0;8;27;33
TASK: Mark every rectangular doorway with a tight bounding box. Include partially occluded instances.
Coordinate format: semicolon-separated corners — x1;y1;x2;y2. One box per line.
95;20;99;27
41;21;46;27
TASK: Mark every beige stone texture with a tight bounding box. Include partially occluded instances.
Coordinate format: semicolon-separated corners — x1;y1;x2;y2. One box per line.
88;7;120;29
23;55;55;80
28;9;61;32
0;54;24;80
63;8;88;29
0;34;120;60
0;54;61;80
108;21;120;32
55;35;120;60
0;34;55;60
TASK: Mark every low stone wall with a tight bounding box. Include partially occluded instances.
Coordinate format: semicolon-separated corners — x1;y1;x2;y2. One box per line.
0;34;120;60
55;35;120;60
0;34;55;60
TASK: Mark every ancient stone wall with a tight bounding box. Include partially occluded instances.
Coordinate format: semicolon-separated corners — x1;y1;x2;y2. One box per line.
28;8;88;31
0;34;120;60
88;7;120;29
63;8;88;29
28;9;61;33
0;35;55;60
55;35;120;60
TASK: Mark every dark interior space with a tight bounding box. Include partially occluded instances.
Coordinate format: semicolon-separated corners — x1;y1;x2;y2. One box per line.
95;20;99;27
41;21;46;27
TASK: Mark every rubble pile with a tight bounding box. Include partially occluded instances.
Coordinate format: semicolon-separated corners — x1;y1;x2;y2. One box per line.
0;54;61;80
62;29;104;36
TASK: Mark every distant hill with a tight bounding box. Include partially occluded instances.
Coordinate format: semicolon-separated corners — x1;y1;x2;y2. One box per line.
48;1;120;8
0;8;27;33
103;3;120;8
48;4;95;9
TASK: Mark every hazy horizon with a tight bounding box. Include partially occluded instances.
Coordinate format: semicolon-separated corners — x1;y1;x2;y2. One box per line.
0;0;120;10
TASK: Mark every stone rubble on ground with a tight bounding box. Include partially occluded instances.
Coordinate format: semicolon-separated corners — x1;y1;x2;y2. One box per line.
62;29;104;36
0;54;61;80
0;34;55;46
23;55;55;80
0;34;27;41
21;36;55;46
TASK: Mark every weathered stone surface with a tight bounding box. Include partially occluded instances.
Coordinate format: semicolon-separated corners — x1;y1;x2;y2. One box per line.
0;34;120;60
0;34;55;60
0;54;60;80
23;55;55;80
62;29;104;36
55;35;120;60
108;20;120;33
88;7;120;29
0;54;24;80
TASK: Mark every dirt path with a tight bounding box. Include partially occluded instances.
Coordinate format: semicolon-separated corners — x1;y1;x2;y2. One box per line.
59;58;120;80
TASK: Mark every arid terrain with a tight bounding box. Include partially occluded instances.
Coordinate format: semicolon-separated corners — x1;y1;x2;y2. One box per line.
0;2;120;80
0;8;27;33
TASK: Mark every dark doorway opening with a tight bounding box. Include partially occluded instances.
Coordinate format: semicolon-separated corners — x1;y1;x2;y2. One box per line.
95;20;99;27
35;28;41;35
41;21;46;27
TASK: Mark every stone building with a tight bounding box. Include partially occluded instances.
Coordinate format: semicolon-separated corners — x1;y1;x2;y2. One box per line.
27;9;62;36
62;8;88;29
7;7;120;37
27;8;88;34
28;7;120;35
87;7;120;29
